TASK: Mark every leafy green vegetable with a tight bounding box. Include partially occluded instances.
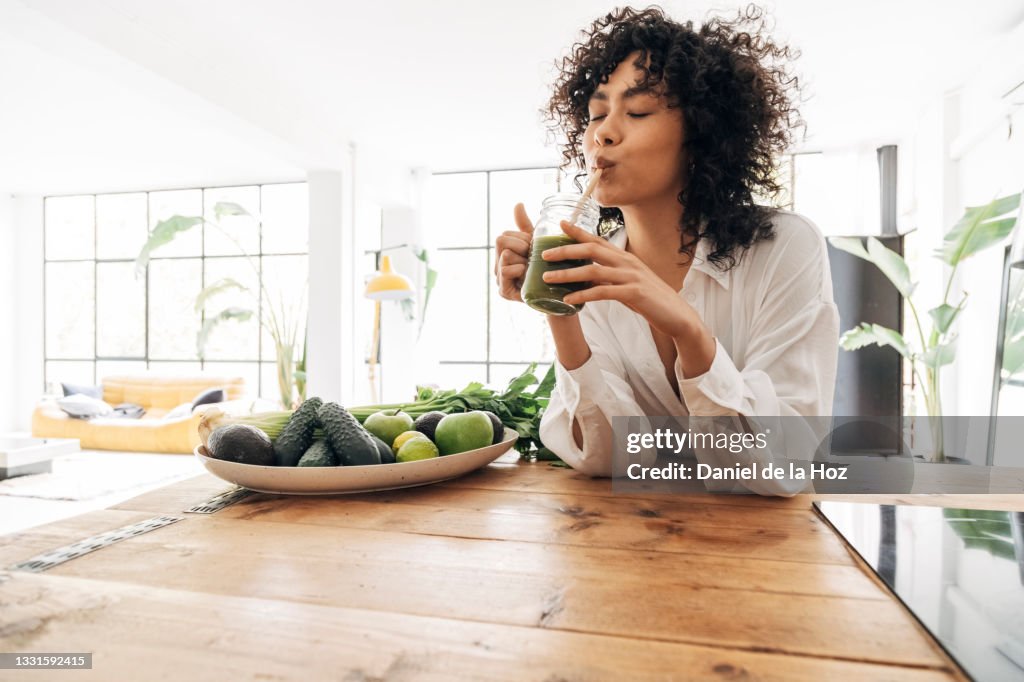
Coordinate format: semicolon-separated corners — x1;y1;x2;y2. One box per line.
204;364;561;460
348;363;558;457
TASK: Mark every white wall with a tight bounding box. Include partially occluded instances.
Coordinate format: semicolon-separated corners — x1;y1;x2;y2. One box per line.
9;195;45;432
0;195;15;432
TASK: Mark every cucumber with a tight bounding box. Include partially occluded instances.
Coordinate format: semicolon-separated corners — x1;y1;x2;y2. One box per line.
273;397;323;467
318;402;381;466
297;439;338;467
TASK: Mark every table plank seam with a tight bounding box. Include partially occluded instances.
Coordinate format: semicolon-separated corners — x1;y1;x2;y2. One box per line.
0;570;956;675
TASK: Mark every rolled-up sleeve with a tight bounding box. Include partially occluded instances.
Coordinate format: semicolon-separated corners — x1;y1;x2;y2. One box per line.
540;318;656;477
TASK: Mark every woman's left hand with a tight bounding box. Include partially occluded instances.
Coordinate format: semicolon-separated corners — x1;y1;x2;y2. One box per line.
542;220;696;339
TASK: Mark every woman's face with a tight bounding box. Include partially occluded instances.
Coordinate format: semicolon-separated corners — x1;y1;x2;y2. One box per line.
582;52;687;210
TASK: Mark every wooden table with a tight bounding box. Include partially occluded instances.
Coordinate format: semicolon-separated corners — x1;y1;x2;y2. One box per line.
2;452;1019;681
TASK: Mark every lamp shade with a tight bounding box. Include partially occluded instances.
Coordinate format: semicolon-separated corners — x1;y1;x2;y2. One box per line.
365;255;414;300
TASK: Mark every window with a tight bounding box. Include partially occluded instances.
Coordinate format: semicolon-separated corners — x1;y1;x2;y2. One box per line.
421;161;804;390
421;168;563;389
42;182;308;398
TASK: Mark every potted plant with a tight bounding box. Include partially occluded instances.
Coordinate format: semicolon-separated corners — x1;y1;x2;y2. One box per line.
135;202;307;409
830;192;1021;462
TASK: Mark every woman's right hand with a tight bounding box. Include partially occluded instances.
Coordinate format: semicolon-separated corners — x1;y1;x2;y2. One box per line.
494;203;534;302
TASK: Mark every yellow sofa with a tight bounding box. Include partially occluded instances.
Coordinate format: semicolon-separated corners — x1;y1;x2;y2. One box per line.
31;375;248;454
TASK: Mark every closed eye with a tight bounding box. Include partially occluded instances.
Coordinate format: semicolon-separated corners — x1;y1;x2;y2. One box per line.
589;112;651;122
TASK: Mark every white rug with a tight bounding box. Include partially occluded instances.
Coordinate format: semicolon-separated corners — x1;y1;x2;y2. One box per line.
0;451;204;501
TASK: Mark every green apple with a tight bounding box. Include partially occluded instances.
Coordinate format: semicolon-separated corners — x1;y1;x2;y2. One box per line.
363;409;414;448
434;411;494;456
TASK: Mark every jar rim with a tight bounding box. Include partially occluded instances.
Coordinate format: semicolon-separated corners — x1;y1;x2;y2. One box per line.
541;192;600;212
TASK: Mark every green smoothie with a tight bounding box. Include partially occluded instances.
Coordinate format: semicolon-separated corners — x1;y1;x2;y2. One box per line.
522;234;591;316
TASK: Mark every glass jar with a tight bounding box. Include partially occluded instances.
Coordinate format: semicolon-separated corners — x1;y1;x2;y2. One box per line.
521;193;601;316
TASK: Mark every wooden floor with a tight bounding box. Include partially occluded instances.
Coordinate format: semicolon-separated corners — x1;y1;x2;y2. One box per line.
1;452;1009;681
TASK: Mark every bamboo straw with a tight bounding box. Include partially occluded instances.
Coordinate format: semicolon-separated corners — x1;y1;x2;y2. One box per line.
568;167;603;224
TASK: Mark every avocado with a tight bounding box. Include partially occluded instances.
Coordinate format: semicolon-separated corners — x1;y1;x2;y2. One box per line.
481;410;505;445
318;402;381;466
273;396;323;466
207;424;275;466
297;439;338;467
412;411;446;442
370;434;396;464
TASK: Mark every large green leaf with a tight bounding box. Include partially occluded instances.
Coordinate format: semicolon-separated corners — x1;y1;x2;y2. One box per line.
827;236;915;297
938;193;1021;266
828;236;870;261
196;307;253;358
839;322;911;359
135;215;204;277
194;278;248;314
213;201;254;221
944;509;1016;561
927;303;960;335
866;237;916;297
921;337;957;370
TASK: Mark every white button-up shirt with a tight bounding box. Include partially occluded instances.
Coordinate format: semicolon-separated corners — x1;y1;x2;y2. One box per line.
539;210;840;491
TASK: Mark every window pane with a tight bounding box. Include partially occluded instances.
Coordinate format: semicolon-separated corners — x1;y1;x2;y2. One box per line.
488;169;558;242
148;258;202;360
261;361;281;403
45;262;94;358
148;189;203;258
45;195;94;260
419;249;487;362
424;173;488;248
260;255;309;361
489;247;554;363
261;183;308;254
204;186;260;257
96;192;147;260
147;361;202;376
202;256;260;361
96;360;147;381
487;363;542;392
204;361;259;398
792;153;829;227
45;361;95;391
96;262;146;358
434;363;488;391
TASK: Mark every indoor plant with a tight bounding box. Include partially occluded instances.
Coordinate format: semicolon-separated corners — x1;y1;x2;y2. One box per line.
829;192;1021;462
135;201;307;409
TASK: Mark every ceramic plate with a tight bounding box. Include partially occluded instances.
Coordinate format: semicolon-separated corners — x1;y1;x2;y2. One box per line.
194;428;519;495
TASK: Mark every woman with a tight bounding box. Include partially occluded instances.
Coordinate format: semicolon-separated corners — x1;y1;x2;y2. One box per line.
494;6;839;484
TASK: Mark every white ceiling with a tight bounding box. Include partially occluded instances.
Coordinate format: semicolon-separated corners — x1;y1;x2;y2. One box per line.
1;0;1023;195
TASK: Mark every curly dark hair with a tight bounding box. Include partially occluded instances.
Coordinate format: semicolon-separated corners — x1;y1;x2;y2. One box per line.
547;4;802;269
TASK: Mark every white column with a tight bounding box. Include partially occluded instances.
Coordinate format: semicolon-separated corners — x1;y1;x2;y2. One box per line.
379;205;421;404
12;196;44;432
0;194;14;432
305;164;353;405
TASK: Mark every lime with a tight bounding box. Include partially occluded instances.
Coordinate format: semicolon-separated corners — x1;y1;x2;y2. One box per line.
434;411;494;456
396;437;440;462
392;430;429;453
